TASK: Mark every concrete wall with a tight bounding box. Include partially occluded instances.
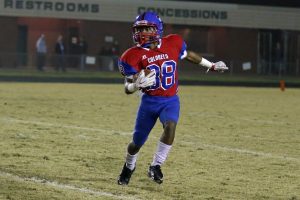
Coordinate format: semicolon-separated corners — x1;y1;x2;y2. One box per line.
0;16;259;71
1;0;300;30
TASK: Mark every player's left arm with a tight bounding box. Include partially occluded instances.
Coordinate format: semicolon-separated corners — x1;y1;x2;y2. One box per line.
184;50;228;73
172;33;228;73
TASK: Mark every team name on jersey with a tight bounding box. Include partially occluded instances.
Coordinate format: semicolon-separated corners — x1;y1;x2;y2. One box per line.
147;54;169;63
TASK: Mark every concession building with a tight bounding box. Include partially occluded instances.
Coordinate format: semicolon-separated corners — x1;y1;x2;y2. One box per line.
0;0;300;75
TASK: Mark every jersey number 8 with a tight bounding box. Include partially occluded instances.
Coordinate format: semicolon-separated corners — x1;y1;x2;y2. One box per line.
146;60;176;90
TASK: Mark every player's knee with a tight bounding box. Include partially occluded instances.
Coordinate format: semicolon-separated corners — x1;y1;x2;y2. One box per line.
163;121;177;137
127;142;141;155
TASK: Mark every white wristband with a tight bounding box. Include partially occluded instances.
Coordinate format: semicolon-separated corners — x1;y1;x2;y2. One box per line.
199;58;213;68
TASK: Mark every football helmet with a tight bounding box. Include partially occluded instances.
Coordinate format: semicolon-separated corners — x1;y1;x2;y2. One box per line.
132;11;163;47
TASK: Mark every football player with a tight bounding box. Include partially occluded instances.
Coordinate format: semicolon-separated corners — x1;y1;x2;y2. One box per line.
117;11;228;185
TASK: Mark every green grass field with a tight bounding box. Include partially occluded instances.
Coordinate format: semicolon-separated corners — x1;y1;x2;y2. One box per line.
0;83;299;200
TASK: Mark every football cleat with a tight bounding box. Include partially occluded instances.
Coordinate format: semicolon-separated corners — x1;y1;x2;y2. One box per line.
148;165;163;184
117;163;135;185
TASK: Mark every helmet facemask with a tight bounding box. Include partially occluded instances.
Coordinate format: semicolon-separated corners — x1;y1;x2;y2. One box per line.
132;24;160;47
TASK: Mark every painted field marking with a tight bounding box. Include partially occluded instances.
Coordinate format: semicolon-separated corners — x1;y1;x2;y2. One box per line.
188;112;296;126
1;117;131;136
180;141;299;162
1;117;299;163
0;171;140;200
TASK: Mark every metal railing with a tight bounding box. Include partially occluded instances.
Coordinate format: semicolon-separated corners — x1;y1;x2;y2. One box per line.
0;53;119;72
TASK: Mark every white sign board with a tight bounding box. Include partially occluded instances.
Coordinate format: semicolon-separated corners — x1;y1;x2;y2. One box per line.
1;0;300;30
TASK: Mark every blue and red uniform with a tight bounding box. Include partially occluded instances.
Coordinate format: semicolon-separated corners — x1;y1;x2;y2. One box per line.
118;34;187;146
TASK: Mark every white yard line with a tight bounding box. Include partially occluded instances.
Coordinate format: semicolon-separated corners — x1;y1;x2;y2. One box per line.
1;117;299;162
181;141;299;162
1;117;131;136
0;171;140;200
0;117;299;198
188;112;293;125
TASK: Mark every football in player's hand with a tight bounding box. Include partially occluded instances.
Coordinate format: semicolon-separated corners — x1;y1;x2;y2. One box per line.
143;69;152;76
133;69;152;80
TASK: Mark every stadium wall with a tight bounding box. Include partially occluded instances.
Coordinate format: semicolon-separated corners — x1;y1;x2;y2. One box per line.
0;0;299;75
1;0;300;30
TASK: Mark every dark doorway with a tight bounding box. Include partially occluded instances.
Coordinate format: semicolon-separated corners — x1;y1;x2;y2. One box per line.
17;25;28;66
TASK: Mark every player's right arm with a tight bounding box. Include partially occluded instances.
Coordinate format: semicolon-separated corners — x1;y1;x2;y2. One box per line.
124;75;138;94
118;48;140;95
119;48;155;95
124;70;156;95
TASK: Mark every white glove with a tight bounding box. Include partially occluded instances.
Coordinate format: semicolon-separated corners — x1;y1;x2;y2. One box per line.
135;70;156;89
207;61;228;73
